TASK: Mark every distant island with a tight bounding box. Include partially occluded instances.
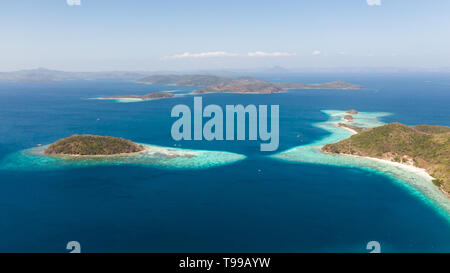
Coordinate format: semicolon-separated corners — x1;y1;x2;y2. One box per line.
137;74;363;94
99;92;175;101
138;74;228;86
193;77;283;94
276;81;362;90
322;122;450;196
0;69;363;94
44;135;145;156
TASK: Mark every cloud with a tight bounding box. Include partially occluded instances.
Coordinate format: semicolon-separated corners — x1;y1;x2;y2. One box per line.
67;0;81;6
164;51;239;59
247;51;296;57
366;0;381;6
312;50;321;56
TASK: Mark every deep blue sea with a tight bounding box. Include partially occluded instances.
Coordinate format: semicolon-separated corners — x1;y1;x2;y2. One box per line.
0;73;449;252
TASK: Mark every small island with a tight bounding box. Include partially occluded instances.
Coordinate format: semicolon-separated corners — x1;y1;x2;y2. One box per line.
137;74;362;94
99;92;175;102
343;115;354;122
44;135;145;156
276;81;362;90
346;109;359;115
344;109;359;122
322;122;450;196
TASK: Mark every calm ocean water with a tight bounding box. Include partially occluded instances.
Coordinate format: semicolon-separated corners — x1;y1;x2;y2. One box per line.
0;73;449;252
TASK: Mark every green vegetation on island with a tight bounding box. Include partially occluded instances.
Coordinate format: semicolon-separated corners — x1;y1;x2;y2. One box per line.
322;123;450;195
44;135;145;156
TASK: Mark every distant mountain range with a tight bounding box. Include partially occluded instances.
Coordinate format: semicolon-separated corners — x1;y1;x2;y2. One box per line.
0;68;149;82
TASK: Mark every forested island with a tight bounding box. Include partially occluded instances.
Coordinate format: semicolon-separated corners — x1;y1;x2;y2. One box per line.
44;135;145;156
322;123;450;196
138;74;362;94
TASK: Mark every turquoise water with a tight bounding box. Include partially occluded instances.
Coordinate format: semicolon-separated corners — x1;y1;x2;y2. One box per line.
0;144;245;170
273;110;450;221
0;74;449;252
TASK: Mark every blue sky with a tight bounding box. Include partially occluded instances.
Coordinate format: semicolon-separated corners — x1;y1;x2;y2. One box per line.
1;0;450;71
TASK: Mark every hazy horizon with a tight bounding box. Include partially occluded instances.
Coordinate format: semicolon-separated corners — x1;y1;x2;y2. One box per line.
3;65;450;74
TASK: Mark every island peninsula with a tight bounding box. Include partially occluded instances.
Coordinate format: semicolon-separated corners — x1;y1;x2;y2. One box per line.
322;117;450;196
